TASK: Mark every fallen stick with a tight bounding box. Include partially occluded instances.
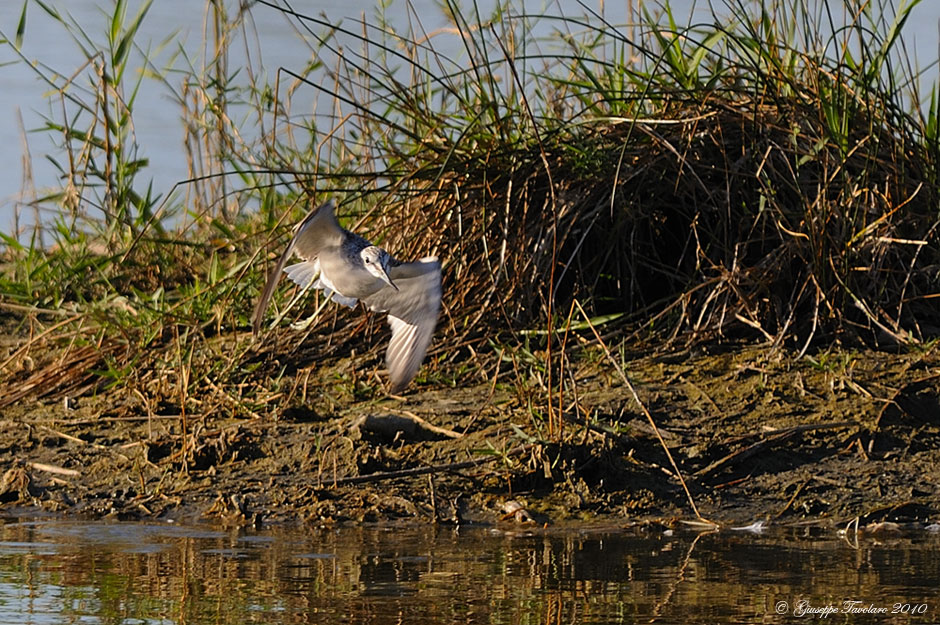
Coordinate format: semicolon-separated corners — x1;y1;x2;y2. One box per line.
39;425;107;450
394;410;463;439
353;412;462;441
694;430;798;479
29;462;80;477
694;421;856;478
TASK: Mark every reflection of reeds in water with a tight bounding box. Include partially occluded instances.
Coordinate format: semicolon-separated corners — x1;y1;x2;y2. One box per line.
0;1;938;444
1;521;938;624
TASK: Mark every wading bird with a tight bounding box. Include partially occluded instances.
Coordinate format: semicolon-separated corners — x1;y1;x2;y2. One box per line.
252;200;442;393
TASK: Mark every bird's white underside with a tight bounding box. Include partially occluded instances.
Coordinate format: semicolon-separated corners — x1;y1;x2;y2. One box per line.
284;260;358;308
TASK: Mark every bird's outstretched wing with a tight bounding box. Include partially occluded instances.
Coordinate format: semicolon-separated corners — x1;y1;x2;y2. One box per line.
362;257;442;392
252;199;344;334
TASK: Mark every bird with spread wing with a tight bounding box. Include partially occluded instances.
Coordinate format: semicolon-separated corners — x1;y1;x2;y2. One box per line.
252;200;442;393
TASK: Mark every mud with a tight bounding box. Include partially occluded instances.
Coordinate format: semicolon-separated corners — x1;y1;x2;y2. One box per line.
2;337;939;529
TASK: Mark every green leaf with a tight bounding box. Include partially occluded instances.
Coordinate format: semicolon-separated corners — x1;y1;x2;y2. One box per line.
14;0;27;50
113;0;152;77
31;0;61;22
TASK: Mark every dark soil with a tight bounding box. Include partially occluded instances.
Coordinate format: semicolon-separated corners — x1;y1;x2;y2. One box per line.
2;334;939;530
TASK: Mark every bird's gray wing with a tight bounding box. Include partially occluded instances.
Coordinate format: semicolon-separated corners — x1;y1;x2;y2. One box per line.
361;257;442;392
252;199;344;334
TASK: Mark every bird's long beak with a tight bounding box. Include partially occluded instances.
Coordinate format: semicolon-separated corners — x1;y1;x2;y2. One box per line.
379;266;398;291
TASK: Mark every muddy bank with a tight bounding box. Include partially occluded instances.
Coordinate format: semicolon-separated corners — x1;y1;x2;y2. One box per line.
2;341;939;529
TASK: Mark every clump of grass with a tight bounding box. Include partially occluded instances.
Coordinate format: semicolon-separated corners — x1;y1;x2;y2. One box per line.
276;0;939;353
1;0;939;440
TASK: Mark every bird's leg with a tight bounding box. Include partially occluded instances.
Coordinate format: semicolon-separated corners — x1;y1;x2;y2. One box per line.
289;295;331;330
269;277;317;330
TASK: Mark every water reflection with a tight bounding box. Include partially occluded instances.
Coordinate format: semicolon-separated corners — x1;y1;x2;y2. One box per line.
0;517;938;624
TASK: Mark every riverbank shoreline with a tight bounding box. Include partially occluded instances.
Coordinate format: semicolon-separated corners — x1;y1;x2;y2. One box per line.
3;340;937;529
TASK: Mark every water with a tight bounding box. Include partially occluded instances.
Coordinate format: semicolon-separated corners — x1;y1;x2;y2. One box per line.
1;517;938;624
2;1;939;234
